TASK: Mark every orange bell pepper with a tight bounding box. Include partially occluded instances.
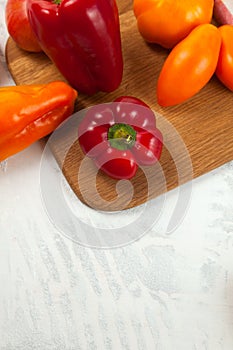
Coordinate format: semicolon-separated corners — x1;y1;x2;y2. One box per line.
157;24;221;107
215;25;233;91
0;81;77;161
133;0;214;49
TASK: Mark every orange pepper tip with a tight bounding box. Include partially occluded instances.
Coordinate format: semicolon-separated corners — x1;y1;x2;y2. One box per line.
49;80;78;98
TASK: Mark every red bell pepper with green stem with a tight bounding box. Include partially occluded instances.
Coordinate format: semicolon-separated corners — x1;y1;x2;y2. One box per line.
78;97;163;180
27;0;123;95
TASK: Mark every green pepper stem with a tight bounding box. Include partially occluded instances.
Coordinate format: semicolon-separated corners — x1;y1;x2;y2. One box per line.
108;123;136;150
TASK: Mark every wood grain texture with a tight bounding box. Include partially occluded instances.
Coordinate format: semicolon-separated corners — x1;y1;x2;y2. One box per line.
5;0;233;211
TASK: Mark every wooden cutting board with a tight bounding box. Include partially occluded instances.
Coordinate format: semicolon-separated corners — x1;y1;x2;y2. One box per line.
5;0;233;211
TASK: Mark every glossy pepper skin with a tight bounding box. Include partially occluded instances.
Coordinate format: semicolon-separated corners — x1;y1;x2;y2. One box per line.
133;0;214;49
215;25;233;91
157;24;221;107
0;81;77;161
27;0;123;95
78;97;163;180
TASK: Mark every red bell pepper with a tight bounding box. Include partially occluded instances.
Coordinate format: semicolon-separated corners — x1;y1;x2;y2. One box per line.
27;0;123;95
78;97;163;179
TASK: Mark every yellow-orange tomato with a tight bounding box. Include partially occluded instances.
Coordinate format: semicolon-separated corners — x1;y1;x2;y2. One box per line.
215;25;233;91
133;0;214;49
157;24;221;107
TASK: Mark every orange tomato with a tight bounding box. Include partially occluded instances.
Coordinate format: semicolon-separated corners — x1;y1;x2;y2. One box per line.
215;25;233;91
157;24;221;107
6;0;42;52
133;0;214;49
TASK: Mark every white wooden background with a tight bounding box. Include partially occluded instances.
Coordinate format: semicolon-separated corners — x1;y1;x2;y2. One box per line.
1;1;233;349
